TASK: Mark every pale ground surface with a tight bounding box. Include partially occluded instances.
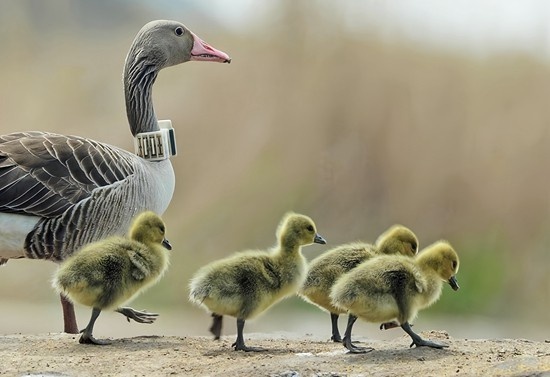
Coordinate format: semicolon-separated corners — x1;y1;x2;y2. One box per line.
1;301;550;376
2;261;548;377
0;332;549;377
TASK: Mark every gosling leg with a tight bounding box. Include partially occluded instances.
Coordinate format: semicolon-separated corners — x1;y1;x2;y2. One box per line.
60;293;79;334
401;322;448;349
79;307;110;345
330;313;342;342
115;307;158;324
231;318;266;352
342;314;373;354
210;313;223;340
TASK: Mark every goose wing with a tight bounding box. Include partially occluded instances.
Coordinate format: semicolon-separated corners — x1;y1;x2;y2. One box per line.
0;131;135;218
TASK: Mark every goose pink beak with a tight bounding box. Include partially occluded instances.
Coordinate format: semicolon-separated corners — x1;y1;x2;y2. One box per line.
190;32;231;64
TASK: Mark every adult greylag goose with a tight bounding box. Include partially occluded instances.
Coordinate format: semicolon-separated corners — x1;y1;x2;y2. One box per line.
189;212;326;352
0;20;230;334
53;211;172;345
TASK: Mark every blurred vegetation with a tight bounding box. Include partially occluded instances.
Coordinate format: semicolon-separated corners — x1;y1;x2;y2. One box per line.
0;1;549;338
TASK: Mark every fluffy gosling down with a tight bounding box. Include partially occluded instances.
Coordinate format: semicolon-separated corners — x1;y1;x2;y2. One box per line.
330;240;460;352
52;211;172;345
299;225;418;352
189;212;326;352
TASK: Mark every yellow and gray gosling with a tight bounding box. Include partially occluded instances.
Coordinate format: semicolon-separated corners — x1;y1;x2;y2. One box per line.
299;224;418;352
330;240;459;352
189;212;326;352
299;225;418;352
52;211;172;345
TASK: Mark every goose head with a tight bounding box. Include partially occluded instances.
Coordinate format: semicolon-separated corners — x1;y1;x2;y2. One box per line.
127;20;231;70
277;212;326;249
375;224;419;257
124;20;231;136
418;240;460;291
128;211;171;250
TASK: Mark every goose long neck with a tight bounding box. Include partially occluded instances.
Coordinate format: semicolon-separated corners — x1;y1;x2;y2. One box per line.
124;55;160;137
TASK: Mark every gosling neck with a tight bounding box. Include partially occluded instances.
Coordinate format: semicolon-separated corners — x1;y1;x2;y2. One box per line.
279;236;302;256
124;54;161;137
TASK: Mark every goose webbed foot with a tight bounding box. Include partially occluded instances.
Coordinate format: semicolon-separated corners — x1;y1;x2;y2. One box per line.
116;307;158;324
210;313;223;340
401;322;448;349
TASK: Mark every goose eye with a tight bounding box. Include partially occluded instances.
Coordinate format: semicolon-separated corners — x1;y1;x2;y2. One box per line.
452;261;457;269
159;225;166;233
411;243;418;252
174;27;184;36
306;225;314;232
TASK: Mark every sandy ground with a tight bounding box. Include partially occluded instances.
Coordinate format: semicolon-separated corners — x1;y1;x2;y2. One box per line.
1;331;549;377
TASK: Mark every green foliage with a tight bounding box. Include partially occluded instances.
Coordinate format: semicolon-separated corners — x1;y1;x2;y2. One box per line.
434;237;507;315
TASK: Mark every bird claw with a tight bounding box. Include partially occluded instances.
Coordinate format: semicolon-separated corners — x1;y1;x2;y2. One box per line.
116;307;159;324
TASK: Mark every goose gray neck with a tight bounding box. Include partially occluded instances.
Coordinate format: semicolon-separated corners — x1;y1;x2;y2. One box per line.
124;55;161;137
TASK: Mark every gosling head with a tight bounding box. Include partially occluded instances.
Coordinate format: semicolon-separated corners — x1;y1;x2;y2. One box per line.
276;212;326;248
419;240;460;291
128;211;172;250
375;224;419;257
127;20;231;70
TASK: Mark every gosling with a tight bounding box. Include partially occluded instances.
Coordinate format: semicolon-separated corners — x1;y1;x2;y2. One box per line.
300;224;418;351
189;212;326;352
52;211;172;345
330;240;459;352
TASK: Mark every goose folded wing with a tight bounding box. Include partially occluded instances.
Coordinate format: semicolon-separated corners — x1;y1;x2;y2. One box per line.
0;131;135;218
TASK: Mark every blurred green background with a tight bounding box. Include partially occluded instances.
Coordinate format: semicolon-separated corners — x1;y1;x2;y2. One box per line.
0;1;549;341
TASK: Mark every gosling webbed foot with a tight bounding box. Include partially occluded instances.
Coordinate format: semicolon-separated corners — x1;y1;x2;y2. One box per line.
231;340;267;352
342;336;374;354
79;332;111;345
116;307;158;324
78;307;109;345
231;318;266;352
401;322;448;349
409;338;449;349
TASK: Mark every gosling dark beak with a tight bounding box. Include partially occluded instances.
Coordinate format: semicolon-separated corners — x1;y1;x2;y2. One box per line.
162;238;172;251
314;234;327;245
448;275;459;291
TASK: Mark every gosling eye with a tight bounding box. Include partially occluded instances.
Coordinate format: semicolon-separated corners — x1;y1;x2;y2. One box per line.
174;26;184;36
452;260;458;269
411;243;418;252
306;225;314;232
159;225;166;234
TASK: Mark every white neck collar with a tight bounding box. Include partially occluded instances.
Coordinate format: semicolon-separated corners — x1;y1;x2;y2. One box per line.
134;120;177;161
